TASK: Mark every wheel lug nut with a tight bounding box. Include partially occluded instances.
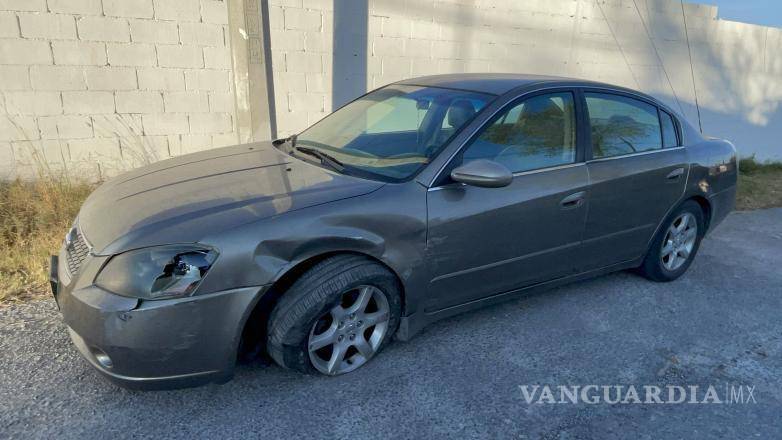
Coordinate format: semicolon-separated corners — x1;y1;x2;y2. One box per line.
338;335;344;341
349;334;355;340
357;321;362;327
350;313;355;319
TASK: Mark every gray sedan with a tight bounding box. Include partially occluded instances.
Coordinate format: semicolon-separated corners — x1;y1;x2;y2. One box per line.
51;74;737;389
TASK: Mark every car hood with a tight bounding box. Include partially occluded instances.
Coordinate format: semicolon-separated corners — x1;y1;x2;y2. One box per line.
78;142;384;254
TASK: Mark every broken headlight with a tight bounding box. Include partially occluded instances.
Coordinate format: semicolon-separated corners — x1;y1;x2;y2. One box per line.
95;245;218;300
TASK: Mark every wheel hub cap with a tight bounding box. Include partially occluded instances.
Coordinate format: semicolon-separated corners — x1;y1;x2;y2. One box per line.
307;285;390;375
660;212;697;271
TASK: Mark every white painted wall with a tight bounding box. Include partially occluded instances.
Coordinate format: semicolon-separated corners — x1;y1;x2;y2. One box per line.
269;0;782;161
2;0;780;179
0;0;237;179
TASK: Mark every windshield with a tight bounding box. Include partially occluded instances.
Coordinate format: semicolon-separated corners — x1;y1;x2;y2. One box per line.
284;85;495;182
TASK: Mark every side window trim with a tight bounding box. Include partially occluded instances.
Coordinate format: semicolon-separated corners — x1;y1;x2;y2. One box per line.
658;108;681;148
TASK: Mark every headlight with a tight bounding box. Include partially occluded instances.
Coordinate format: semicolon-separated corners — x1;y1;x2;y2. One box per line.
95;245;218;300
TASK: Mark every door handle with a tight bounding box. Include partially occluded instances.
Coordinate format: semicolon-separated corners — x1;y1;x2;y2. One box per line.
559;191;585;209
666;168;685;180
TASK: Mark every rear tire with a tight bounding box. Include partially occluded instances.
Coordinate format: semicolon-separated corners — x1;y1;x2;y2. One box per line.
267;255;402;375
638;200;705;282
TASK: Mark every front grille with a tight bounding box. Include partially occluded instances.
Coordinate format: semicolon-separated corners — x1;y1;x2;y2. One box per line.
65;227;90;276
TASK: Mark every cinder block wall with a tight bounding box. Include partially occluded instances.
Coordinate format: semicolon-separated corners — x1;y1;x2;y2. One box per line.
268;0;782;161
0;0;236;179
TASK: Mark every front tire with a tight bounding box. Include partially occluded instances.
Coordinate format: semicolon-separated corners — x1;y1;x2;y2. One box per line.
638;200;705;282
267;255;402;375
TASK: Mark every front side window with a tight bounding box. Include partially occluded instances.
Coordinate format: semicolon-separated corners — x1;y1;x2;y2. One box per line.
660;110;679;148
460;92;577;173
290;85;494;182
586;93;662;158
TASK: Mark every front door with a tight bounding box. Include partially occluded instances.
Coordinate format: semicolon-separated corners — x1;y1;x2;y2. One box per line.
425;91;589;311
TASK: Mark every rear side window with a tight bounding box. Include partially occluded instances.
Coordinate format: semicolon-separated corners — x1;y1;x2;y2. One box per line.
660;110;679;148
585;93;662;159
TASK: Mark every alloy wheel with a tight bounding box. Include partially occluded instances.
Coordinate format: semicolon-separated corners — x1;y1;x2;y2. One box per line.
307;285;390;375
660;212;697;271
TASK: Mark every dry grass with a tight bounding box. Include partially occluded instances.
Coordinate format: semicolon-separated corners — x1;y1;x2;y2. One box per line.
0;178;93;303
736;157;782;211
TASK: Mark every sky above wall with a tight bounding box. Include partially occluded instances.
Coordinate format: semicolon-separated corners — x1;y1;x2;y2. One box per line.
694;0;782;28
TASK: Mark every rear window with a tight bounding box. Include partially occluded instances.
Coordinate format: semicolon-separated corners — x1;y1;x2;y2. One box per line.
585;93;662;159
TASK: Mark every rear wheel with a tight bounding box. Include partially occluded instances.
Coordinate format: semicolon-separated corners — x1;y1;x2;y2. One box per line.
638;200;704;282
266;255;401;375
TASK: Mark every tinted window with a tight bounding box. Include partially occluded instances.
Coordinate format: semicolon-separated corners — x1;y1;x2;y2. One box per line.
294;85;493;182
586;93;662;158
461;92;577;173
660;110;678;148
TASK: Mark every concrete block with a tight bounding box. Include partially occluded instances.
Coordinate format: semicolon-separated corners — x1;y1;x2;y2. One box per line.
38;115;94;139
116;91;163;113
285;51;322;73
77;16;130;42
208;91;234;113
0;66;31;90
68;137;120;162
405;38;432;58
284;8;321;31
201;0;229;25
103;0;154;18
30;66;86;90
62;91;115;114
157;45;203;68
47;0;102;15
0;115;39;141
189;112;231;133
304;73;327;93
0;39;51;65
107;43;157;67
163;91;209;112
0;0;46;11
269;6;284;30
287;92;323;112
179;22;224;46
153;0;201;22
211;132;238;147
19;12;77;39
276;71;307;93
138;67;185;90
203;46;232;69
382;17;412;38
84;67;137;90
174;133;212;154
0;11;19;38
52;41;107;66
271;29;306;51
411;20;439;40
129;18;179;44
142;113;189;135
373;37;405;57
4;91;62;116
183;69;229;91
303;31;329;53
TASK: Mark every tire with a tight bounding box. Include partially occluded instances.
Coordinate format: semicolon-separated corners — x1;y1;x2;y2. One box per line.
638;200;705;282
266;254;402;375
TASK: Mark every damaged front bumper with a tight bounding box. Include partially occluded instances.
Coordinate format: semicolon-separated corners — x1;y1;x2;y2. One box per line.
51;250;266;390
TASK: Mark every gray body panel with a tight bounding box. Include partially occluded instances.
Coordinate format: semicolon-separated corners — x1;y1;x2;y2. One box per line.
52;74;737;389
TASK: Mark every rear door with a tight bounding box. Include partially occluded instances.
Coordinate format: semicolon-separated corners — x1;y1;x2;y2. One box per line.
579;90;687;271
425;90;590;311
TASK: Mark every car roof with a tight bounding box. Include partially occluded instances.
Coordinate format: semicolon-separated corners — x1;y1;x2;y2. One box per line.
395;73;623;96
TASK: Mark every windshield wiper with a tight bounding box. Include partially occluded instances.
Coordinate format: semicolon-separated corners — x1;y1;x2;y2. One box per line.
294;146;345;172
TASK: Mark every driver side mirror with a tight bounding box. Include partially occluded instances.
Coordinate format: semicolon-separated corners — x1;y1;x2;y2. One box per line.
450;159;513;188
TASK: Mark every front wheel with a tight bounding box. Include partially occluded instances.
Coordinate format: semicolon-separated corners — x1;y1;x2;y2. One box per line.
266;255;402;375
638;200;705;282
